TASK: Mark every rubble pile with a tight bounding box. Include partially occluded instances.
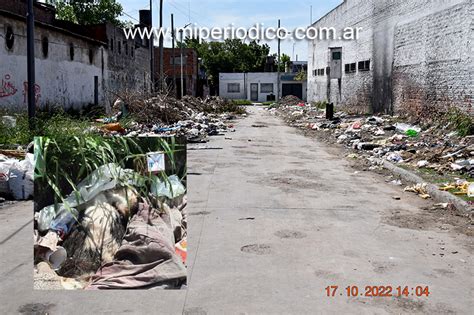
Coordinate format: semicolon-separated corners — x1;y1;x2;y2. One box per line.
271;102;474;198
278;95;304;107
101;95;244;143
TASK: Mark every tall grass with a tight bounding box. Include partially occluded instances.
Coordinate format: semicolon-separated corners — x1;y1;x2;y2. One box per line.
34;136;186;210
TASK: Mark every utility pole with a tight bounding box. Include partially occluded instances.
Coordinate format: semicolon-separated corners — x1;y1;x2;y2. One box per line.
277;19;281;103
158;0;164;92
26;0;35;128
180;29;184;98
179;23;191;99
171;14;176;97
310;5;313;25
149;0;154;93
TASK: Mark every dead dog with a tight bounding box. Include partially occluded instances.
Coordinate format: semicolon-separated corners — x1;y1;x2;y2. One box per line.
58;187;139;277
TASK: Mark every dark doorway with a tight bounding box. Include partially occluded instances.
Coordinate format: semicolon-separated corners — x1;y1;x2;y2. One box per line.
250;83;258;101
282;83;303;99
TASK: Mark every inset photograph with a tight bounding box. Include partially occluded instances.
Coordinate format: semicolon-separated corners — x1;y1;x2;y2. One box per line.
33;136;187;290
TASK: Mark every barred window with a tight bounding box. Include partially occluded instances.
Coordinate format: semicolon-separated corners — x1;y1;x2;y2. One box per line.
227;83;240;93
358;60;370;71
344;63;356;73
260;83;274;93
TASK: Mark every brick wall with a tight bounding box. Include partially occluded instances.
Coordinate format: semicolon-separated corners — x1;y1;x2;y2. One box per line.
308;0;473;115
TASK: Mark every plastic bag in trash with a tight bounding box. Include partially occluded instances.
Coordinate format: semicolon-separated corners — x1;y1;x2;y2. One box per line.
8;153;34;200
50;207;79;235
0;155;18;195
37;163;140;232
151;175;186;199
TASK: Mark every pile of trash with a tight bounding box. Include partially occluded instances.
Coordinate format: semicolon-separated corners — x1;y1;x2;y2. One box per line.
34;163;188;290
278;95;304;107
0;153;34;201
271;102;474;197
97;95;244;143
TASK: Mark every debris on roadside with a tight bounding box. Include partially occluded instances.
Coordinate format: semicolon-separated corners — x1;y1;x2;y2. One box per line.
404;183;431;199
94;95;245;144
270;101;474;201
439;180;474;197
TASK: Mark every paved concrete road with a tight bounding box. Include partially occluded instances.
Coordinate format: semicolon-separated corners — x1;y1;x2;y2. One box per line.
0;107;472;314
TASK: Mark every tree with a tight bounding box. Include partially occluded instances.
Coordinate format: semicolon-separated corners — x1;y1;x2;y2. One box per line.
181;38;271;91
277;53;291;72
54;0;124;26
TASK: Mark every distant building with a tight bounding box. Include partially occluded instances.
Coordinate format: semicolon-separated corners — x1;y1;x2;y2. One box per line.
308;0;473;114
0;0;152;111
289;61;307;74
153;47;202;98
219;72;307;102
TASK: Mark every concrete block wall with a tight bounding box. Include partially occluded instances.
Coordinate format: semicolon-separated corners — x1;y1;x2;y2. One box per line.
307;0;374;113
392;1;473;115
308;0;473;115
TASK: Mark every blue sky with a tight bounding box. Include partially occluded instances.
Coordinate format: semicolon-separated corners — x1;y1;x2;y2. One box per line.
120;0;342;61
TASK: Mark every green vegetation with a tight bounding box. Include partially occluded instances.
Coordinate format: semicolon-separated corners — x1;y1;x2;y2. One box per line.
34;136;184;208
232;99;253;106
294;70;307;81
312;101;328;109
54;0;125;26
0;111;93;147
444;107;473;137
180;38;270;91
262;101;274;106
210;101;246;115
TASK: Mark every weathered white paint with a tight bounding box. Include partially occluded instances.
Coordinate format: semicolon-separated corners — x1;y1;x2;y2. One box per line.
219;72;307;102
0;18;106;110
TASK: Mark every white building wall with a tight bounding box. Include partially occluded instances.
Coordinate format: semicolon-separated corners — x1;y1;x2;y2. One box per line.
307;0;472;114
219;73;246;100
246;73;278;103
0;17;106;111
220;72;307;102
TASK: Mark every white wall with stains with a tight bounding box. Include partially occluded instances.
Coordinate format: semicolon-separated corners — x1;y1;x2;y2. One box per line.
0;17;106;111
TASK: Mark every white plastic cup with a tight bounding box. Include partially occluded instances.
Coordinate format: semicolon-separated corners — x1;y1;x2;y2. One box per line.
45;246;67;270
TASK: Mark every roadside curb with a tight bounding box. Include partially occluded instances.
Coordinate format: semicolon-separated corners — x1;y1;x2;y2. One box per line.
379;159;473;213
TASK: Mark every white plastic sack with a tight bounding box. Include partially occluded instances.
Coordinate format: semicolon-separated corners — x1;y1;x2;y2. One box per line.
0;155;18;195
151;175;186;199
37;163;138;232
6;154;34;200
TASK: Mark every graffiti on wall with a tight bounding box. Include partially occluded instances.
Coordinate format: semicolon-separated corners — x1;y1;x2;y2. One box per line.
23;82;41;104
0;74;18;98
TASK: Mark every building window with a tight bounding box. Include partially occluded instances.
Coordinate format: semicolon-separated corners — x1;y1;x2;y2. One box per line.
260;83;274;93
227;83;240;93
344;63;356;73
171;56;186;65
118;41;122;54
131;46;134;58
41;36;49;58
332;51;341;60
110;38;114;51
358;60;370;71
89;49;94;64
69;43;74;61
125;41;128;55
5;25;14;51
